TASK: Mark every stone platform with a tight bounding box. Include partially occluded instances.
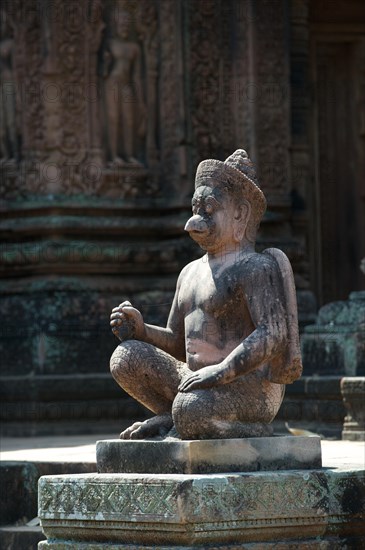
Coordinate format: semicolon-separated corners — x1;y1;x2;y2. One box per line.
38;467;365;548
36;437;365;548
1;435;363;549
96;436;322;474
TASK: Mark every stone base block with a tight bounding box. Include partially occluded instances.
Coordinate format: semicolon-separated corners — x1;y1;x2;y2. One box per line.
96;436;322;474
37;537;365;549
38;468;365;548
341;377;365;441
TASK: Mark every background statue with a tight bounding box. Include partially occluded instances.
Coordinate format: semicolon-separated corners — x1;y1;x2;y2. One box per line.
103;8;145;167
110;150;302;440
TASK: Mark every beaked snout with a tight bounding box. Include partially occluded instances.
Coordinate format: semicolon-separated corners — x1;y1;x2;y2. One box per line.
184;215;208;233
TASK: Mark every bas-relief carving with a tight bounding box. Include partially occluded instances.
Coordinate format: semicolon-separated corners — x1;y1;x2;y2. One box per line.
0;0;293;206
98;0;161;198
0;0;106;197
42;0;105;195
0;12;18;163
188;0;222;165
40;480;179;519
109;150;302;441
253;1;290;201
0;0;161;198
187;0;290;201
102;7;146;167
38;470;365;547
39;471;332;522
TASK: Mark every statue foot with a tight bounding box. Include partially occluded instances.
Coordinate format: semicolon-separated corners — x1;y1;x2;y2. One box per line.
126;156;143;167
120;413;173;440
112;156;126;167
163;425;181;441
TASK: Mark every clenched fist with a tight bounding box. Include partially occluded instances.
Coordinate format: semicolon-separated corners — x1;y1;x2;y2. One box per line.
110;301;146;342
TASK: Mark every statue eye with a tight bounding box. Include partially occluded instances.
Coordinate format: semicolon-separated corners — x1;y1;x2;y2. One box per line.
205;203;213;214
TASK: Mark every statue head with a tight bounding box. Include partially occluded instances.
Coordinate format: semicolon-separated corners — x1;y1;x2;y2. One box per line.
114;9;132;39
185;150;266;251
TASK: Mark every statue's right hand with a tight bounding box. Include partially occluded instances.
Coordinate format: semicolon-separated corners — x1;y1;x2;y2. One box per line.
110;301;145;342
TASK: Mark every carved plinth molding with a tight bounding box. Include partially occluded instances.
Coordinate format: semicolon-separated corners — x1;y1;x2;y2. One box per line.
38;468;365;548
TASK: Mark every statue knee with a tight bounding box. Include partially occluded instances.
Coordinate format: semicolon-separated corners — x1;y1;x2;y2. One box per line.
172;391;210;440
110;340;141;382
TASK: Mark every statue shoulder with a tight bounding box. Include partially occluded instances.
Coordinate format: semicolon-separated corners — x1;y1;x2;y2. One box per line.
239;251;280;281
177;257;202;282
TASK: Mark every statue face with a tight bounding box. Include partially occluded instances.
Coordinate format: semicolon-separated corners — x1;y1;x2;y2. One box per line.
185;183;238;253
115;11;131;39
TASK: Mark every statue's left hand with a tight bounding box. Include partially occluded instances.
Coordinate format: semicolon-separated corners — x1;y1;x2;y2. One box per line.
178;364;225;393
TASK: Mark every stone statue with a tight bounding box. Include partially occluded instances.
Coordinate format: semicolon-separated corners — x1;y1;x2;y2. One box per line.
103;9;145;166
110;150;302;440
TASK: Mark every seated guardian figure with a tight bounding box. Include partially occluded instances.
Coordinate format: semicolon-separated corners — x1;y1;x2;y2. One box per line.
110;150;302;440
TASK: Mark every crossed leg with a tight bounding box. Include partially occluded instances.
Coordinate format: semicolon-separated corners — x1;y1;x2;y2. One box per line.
172;372;285;439
110;340;189;439
110;340;285;440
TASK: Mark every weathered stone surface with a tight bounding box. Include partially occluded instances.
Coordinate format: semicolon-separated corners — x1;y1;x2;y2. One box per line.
0;525;44;549
275;375;346;438
302;291;365;376
0;461;95;526
38;468;365;547
341;377;365;441
110;150;302;441
37;536;365;549
96;436;322;474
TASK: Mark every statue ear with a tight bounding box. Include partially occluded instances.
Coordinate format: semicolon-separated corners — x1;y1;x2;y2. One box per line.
233;201;251;242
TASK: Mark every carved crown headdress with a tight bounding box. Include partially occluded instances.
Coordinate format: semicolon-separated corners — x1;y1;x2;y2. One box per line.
195;149;267;224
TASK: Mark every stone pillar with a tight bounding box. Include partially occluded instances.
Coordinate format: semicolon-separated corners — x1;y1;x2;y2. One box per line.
289;0;317;320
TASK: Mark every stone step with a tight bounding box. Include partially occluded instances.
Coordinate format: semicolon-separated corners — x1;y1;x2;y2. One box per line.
276;375;346;438
0;375;347;438
0;461;96;526
0;374;149;437
0;525;44;550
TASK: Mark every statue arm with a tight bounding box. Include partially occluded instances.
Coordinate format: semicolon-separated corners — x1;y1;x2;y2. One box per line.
179;256;288;392
221;256;288;381
133;45;144;107
143;282;186;361
110;269;186;362
103;48;112;78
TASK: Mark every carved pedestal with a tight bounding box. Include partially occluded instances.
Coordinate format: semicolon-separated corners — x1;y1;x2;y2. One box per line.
96;437;322;474
38;466;365;548
301;291;365;376
341;377;365;441
287;291;365;437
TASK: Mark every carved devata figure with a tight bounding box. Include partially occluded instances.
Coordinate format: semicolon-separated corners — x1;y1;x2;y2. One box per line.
110;150;302;440
103;7;145;167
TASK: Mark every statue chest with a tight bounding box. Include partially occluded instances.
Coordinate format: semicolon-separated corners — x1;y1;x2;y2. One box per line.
179;265;245;320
